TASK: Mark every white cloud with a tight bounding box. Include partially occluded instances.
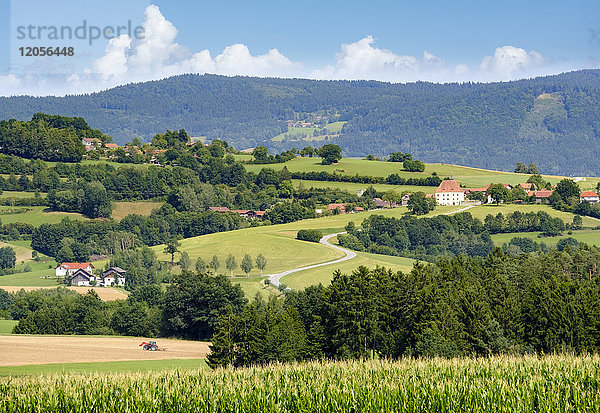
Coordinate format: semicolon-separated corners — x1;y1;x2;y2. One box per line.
311;36;448;82
93;35;132;79
0;4;565;96
479;46;546;80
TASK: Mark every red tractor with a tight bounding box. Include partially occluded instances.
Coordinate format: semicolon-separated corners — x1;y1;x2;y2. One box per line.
139;340;159;351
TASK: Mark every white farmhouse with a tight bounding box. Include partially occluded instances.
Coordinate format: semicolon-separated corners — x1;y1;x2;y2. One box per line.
56;262;95;277
580;191;600;204
435;179;465;206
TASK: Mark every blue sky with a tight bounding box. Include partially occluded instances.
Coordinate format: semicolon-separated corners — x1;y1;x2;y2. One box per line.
1;0;599;95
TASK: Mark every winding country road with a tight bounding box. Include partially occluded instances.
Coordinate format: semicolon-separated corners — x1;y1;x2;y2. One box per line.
266;232;357;288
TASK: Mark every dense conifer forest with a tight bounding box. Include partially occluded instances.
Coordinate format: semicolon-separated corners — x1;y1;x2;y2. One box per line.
1;70;600;174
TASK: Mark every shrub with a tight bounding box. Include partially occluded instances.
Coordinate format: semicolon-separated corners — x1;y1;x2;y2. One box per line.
297;229;323;243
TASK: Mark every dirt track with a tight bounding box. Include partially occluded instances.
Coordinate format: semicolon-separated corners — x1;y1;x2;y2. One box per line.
0;335;210;366
0;286;127;301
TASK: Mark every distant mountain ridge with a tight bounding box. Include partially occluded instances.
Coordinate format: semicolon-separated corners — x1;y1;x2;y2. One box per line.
1;70;600;175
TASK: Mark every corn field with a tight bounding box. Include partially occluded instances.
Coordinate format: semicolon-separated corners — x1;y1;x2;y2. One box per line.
2;354;600;412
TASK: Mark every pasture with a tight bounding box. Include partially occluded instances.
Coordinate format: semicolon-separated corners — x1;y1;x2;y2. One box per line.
244;157;562;187
0;206;86;226
112;201;163;220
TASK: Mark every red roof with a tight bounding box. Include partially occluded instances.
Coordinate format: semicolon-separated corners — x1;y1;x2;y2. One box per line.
58;262;94;270
354;207;364;211
528;190;553;198
254;211;266;217
231;210;250;214
105;143;119;149
519;183;534;190
581;191;599;198
436;179;464;193
328;203;347;210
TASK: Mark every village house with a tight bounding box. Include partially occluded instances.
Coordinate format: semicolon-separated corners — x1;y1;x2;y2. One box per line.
528;190;553;204
580;191;600;203
56;262;95;277
82;138;101;151
208;207;266;219
435;179;465;206
70;269;95;286
401;193;411;206
104;143;119;150
101;267;126;287
373;198;392;208
328;203;347;214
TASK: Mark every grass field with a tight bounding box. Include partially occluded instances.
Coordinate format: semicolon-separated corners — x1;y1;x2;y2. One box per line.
491;229;600;247
0;335;210;367
0;260;59;286
244;157;564;188
0;320;17;335
293;179;436;194
282;250;416;290
2;355;600;411
228;275;282;299
0;206;86;226
112;201;163;220
0;358;208;376
272;121;346;142
154;206;462;277
0;191;45;199
466;204;600;227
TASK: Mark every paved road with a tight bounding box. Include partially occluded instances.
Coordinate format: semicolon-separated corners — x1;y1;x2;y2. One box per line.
266;232;357;288
443;205;474;215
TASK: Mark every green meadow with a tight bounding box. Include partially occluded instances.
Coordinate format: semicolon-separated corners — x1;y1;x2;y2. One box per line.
0;358;208;377
244;157;562;188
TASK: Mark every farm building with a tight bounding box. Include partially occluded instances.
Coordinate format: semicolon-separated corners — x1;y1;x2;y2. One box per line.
435;179;465;206
56;262;95;277
70;269;95;286
580;191;599;203
101;267;126;287
528;190;553;204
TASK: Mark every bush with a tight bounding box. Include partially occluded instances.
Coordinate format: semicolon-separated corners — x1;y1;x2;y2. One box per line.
297;229;323;243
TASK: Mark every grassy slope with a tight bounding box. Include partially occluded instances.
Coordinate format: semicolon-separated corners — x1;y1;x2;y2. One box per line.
0;206;86;226
244;157;564;188
155;206;463;276
282;250;416;290
0;358;208;376
467;204;600;227
0;320;17;335
0;191;46;199
293;179;436;194
112;201;163;221
0;260;60;286
491;230;600;247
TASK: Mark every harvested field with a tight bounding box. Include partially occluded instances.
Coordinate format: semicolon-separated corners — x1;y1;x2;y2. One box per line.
0;286;127;301
0;335;210;366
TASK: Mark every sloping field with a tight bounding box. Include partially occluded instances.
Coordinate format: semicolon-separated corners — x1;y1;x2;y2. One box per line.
244;157;565;188
112;201;163;221
0;335;210;367
0;286;127;301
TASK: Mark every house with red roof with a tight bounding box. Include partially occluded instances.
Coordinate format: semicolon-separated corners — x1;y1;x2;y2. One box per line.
56;262;95;278
435;179;465;206
580;191;599;204
328;203;347;214
528;190;553;204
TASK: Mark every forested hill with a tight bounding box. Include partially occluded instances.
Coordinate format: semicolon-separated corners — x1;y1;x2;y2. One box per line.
1;70;600;175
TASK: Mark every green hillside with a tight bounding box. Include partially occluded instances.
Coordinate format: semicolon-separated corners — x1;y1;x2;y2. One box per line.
3;71;600;174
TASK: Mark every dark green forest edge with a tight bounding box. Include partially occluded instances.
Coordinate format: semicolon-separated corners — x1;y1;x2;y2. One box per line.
2;70;600;174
